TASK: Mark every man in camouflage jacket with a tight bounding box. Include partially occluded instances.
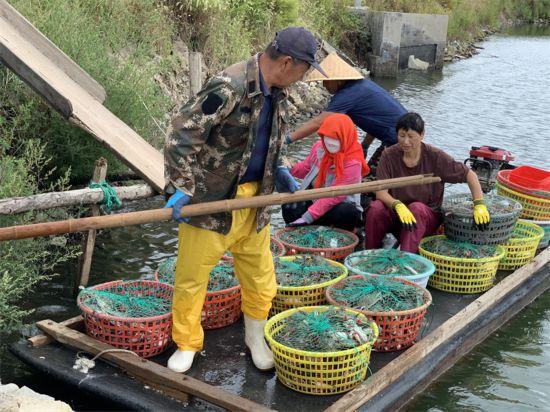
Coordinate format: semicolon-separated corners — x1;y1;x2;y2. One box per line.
164;27;326;374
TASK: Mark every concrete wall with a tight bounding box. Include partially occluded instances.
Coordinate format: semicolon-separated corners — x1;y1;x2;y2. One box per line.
353;8;448;78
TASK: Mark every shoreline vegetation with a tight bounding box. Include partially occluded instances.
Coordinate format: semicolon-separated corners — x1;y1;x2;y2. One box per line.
0;0;549;329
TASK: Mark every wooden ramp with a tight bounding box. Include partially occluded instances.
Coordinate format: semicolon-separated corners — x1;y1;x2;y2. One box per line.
0;0;164;191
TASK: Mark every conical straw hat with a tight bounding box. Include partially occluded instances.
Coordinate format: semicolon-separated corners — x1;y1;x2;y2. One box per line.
305;53;363;82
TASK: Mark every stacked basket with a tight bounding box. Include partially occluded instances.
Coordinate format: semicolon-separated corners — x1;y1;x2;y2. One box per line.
155;258;242;329
497;166;549;251
418;193;521;293
441;193;522;245
496;166;550;221
498;220;544;270
274;225;359;261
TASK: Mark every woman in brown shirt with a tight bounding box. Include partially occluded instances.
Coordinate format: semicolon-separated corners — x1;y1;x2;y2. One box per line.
365;112;490;253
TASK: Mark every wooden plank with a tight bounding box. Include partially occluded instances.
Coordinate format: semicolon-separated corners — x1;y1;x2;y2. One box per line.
37;320;274;412
0;39;72;118
327;248;550;412
0;183;156;215
189;51;203;97
0;0;105;102
0;5;165;190
28;316;84;347
76;158;108;290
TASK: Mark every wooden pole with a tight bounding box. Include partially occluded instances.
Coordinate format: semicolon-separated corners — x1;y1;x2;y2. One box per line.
0;175;440;241
75;158;107;291
0;183;156;215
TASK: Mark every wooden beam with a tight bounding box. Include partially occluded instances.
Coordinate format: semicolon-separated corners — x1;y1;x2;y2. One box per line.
76;158;107;290
0;183;156;215
0;0;106;102
36;320;274;412
0;38;73;118
27;315;83;347
0;2;165;190
326;248;550;412
188;51;203;97
0;175;440;241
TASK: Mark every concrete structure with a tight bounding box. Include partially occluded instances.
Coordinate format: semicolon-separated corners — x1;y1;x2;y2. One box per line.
353;8;448;78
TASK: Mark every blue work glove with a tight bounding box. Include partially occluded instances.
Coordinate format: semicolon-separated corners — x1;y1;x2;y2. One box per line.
164;189;191;223
275;167;300;193
284;132;293;145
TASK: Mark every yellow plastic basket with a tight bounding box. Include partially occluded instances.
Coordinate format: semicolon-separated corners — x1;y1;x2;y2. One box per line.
498;220;544;271
496;183;550;221
265;306;378;395
419;236;506;294
270;256;348;316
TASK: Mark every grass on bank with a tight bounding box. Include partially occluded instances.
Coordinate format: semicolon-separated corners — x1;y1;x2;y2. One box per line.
366;0;550;40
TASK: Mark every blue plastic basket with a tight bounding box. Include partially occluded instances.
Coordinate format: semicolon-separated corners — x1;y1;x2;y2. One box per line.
344;249;435;288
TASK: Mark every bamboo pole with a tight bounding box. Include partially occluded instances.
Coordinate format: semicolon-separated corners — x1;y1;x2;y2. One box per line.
0;175;439;241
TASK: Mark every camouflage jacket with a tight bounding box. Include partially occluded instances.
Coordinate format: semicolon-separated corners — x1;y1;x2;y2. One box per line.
164;53;289;234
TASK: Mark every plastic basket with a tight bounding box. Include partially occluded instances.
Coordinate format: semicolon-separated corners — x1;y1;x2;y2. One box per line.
270;256;348;316
326;275;432;352
496;183;550;221
498;220;544;271
508;166;550;192
221;236;285;262
265;306;378;395
441;193;522;245
202;283;242;330
419;236;506;294
274;226;359;261
529;219;550;249
497;170;550;199
154;259;241;330
77;280;173;358
344;249;435;288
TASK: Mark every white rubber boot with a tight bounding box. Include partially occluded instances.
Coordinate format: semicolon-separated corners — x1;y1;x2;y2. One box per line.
244;315;274;371
167;349;196;373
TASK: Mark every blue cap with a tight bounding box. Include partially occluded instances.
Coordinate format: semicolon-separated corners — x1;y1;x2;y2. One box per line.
271;27;328;77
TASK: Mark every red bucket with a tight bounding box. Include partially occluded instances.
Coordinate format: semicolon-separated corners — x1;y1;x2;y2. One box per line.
509;166;550;191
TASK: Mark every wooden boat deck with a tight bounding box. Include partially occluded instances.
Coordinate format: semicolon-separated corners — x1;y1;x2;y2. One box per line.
11;248;549;411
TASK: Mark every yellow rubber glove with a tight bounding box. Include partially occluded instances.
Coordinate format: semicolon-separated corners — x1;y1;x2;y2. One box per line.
473;198;490;230
392;200;417;232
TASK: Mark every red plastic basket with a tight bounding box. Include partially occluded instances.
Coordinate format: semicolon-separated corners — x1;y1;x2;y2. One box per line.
77;280;173;358
498;169;550;199
221;236;286;262
202;284;242;329
274;227;359;261
509;166;550;191
326;275;432;352
153;261;242;329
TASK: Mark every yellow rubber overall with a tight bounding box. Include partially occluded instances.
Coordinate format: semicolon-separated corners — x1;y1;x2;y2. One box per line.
172;181;276;351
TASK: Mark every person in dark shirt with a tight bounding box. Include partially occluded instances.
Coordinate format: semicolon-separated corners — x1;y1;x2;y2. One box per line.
288;53;407;168
365;112;491;253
